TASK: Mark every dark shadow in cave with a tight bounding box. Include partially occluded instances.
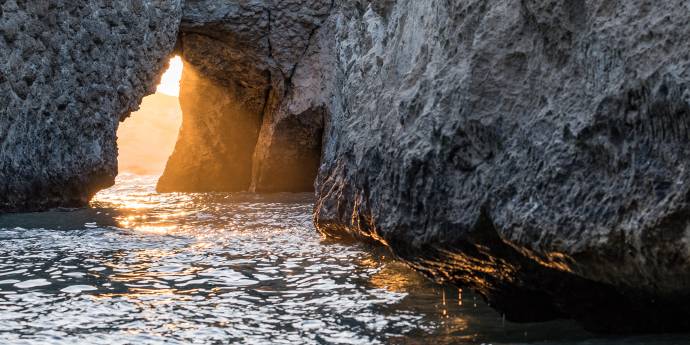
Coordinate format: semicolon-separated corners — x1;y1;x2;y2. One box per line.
250;106;326;193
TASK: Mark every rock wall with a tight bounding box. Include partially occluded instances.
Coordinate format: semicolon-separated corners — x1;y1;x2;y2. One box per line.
3;0;690;333
0;0;180;211
314;0;690;332
158;0;333;192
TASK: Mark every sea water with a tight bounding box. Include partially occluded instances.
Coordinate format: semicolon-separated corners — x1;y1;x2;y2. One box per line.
0;174;687;344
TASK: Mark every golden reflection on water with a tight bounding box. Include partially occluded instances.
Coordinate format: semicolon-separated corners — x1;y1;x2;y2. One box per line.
458;288;463;306
126;223;178;234
1;174;603;345
116;212;179;234
360;256;427;293
94;177;478;342
370;266;415;292
363;253;472;338
93;185;191;234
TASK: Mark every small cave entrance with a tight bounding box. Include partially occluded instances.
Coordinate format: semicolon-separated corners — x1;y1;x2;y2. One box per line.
250;106;326;193
116;56;183;178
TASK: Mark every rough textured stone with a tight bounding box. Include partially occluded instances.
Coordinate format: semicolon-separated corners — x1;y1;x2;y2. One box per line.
250;17;333;193
314;0;690;332
0;0;180;211
158;0;333;192
4;0;690;333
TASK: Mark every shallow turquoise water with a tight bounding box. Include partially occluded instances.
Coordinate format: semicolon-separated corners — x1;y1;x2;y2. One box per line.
0;174;688;344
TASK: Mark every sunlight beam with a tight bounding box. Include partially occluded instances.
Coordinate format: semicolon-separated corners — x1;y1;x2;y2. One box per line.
156;56;183;97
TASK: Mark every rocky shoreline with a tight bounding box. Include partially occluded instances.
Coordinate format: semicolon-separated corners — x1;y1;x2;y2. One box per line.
2;0;690;332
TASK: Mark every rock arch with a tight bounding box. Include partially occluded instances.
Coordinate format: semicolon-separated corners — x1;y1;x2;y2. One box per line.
0;0;334;211
4;0;690;333
158;0;333;193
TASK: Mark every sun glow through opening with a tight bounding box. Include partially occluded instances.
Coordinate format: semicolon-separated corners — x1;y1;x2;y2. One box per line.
117;56;183;175
156;56;183;97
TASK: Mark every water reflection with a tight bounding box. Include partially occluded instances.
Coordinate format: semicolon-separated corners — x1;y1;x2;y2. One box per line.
0;174;688;344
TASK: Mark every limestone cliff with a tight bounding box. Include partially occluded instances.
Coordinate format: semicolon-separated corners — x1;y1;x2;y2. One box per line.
0;0;180;210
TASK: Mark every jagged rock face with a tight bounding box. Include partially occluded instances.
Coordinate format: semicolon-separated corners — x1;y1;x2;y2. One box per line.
158;0;332;192
4;0;690;333
314;0;690;332
0;0;181;211
250;19;333;193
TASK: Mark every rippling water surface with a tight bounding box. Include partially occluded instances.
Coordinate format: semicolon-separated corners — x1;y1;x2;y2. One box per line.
1;174;689;344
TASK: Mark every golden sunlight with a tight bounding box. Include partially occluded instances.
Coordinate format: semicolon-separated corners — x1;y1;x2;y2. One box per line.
117;56;183;175
156;56;183;97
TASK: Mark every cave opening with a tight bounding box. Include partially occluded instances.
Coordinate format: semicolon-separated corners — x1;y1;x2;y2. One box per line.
116;56;183;178
116;52;325;194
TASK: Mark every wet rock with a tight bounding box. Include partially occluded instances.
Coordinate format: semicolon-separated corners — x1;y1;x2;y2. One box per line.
0;0;180;211
314;0;690;332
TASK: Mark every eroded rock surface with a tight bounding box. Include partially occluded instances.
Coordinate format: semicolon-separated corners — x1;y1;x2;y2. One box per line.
314;0;690;332
0;0;180;211
158;0;333;192
4;0;690;333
